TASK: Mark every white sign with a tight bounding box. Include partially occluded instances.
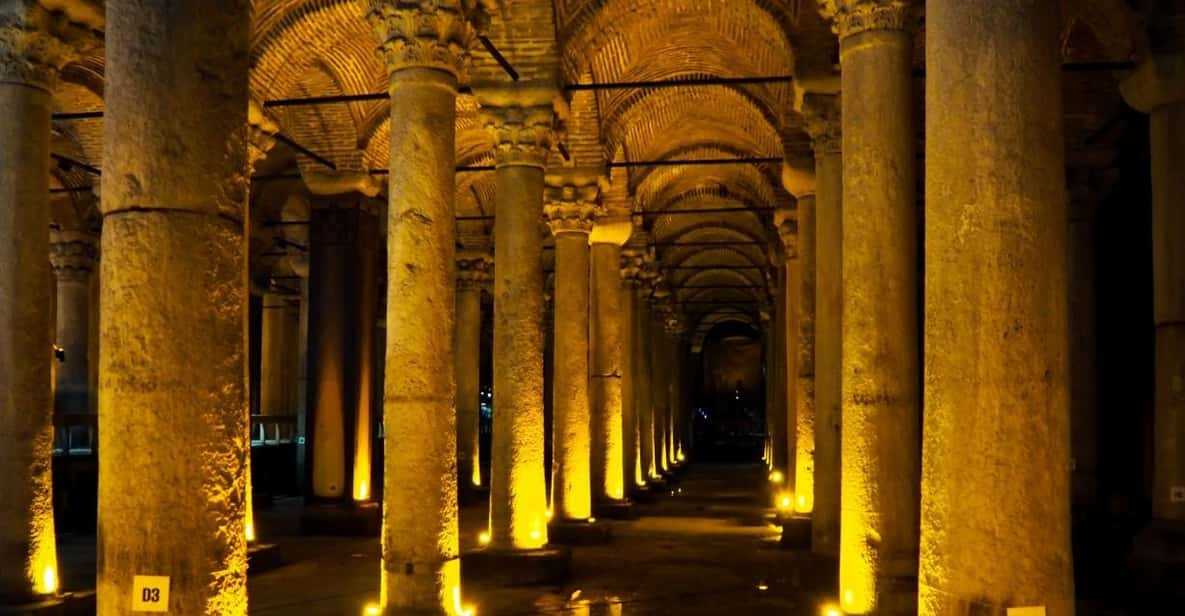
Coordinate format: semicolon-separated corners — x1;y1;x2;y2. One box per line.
132;575;170;612
1007;608;1046;616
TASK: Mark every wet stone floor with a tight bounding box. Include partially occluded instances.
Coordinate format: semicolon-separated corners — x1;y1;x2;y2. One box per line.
246;464;833;615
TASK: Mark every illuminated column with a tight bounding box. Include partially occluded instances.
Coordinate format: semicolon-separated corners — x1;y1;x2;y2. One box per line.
761;310;775;469
0;3;76;603
456;247;490;491
649;295;671;477
636;285;657;482
50;232;97;416
783;161;818;516
825;1;920;611
1122;52;1185;568
922;1;1072;612
774;231;799;494
480;88;554;551
259;293;299;416
99;1;250;613
590;216;632;505
367;2;471;611
306;193;380;503
543;172;599;522
620;246;648;490
802;94;842;556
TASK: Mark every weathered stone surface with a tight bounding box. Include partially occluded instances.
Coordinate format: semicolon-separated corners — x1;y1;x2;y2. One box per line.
456;250;490;491
921;2;1073;614
49;231;96;416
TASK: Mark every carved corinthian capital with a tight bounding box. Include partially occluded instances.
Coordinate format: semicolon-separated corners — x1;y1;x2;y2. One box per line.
774;208;798;259
0;2;89;91
800;93;841;155
365;0;477;77
50;230;98;282
818;0;913;39
456;251;492;291
477;85;559;168
543;167;606;236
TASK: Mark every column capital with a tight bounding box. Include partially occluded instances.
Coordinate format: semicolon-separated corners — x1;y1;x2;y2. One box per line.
456;250;492;291
248;99;280;175
544;168;606;237
774;208;798;258
801;92;842;155
0;2;93;91
818;0;914;39
49;230;97;281
365;0;477;78
1120;53;1185;113
477;85;560;168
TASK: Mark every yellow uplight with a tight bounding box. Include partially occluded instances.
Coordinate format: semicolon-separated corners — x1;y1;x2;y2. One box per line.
756;582;769;591
364;603;381;615
777;493;793;510
355;479;370;502
769;470;784;484
529;529;542;542
843;589;854;606
478;532;491;546
40;566;57;595
452;586;475;616
545;509;554;521
821;604;842;616
796;494;811;513
245;519;256;543
677;452;685;462
587;517;596;524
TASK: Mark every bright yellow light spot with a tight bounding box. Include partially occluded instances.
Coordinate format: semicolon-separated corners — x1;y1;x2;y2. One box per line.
756;583;769;591
245;519;256;543
587;517;596;524
677;452;685;462
769;470;784;484
478;532;491;546
355;479;369;502
40;566;57;595
777;493;793;510
821;604;842;616
529;529;541;542
843;589;854;606
364;603;381;615
796;494;809;512
545;509;553;521
452;586;475;616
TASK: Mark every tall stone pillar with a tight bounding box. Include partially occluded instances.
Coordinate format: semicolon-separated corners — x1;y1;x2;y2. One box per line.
50;232;97;416
783;160;818;516
306;194;380;503
367;2;471;611
590;217;632;508
922;2;1071;613
773;224;799;499
1121;50;1185;576
0;3;77;603
99;1;250;613
544;172;599;523
620;246;648;490
636;287;657;482
649;296;671;477
480;88;555;551
456;248;490;491
803;94;842;557
259;292;299;416
824;1;920;612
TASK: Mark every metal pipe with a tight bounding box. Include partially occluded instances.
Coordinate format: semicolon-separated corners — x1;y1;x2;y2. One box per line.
477;35;520;81
565;75;792;91
272;133;337;170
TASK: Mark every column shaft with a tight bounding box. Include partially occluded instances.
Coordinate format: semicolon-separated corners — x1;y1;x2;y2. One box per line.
636;298;655;481
371;29;464;609
260;293;299;416
591;243;626;502
98;1;250;612
0;23;57;603
836;5;920;612
921;2;1072;613
782;255;800;493
456;283;483;489
620;281;639;490
551;232;592;520
795;196;817;514
649;310;668;474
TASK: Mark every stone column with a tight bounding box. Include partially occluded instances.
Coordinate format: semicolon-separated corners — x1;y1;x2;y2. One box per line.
921;2;1071;613
783;160;818;516
825;1;920;612
456;248;491;491
803;94;842;557
544;172;599;523
1122;52;1185;566
773;232;798;496
367;2;471;611
49;232;97;416
761;310;776;470
99;1;250;613
306;194;380;503
480;88;555;551
259;292;299;416
0;3;77;603
620;246;647;490
590;217;632;507
649;296;671;477
636;285;657;483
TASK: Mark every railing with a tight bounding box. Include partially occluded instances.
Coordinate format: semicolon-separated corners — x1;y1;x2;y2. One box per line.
53;413;97;456
251;414;299;445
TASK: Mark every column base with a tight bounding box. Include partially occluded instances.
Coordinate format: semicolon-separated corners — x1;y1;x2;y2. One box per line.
548;520;612;545
461;546;572;586
1129;520;1185;599
248;542;284;573
0;592;95;615
646;476;669;492
299;501;380;536
779;515;812;550
630;484;657;504
593;499;636;520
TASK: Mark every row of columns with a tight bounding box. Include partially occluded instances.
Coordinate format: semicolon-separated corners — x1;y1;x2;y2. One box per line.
771;1;1185;614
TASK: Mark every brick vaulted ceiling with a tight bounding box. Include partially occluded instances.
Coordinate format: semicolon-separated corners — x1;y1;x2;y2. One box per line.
48;0;1143;332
